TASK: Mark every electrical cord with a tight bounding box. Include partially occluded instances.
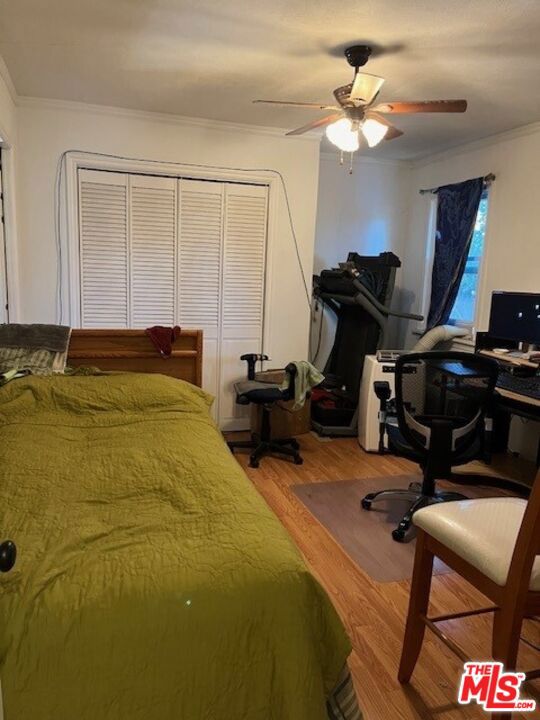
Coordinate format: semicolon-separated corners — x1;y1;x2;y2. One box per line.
310;299;325;366
54;150;313;324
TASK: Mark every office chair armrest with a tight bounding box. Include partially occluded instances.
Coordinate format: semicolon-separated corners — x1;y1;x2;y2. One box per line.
240;353;269;380
282;362;298;402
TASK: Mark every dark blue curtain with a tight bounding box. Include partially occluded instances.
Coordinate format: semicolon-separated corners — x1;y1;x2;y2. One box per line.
427;177;484;329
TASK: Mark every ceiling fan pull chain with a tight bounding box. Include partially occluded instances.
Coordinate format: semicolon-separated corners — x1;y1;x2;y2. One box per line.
340;151;344;166
349;153;354;175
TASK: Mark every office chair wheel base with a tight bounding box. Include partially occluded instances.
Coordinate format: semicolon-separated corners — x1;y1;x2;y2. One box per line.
361;498;372;510
293;455;303;465
392;528;406;542
249;457;260;469
290;439;300;450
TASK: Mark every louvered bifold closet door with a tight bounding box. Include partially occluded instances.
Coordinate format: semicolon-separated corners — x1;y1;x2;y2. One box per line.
0;158;8;323
130;175;177;328
79;170;129;327
178;179;224;418
220;183;268;430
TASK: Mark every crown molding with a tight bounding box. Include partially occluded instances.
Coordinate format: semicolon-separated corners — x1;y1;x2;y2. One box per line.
320;150;412;168
412;120;540;168
14;96;540;159
16;95;322;144
0;56;17;103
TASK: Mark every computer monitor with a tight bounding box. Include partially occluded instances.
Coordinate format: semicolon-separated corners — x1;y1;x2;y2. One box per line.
488;291;540;345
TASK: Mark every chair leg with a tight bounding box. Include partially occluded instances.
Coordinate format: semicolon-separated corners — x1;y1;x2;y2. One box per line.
491;604;523;670
398;530;434;683
249;442;269;468
393;495;432;541
488;601;527;720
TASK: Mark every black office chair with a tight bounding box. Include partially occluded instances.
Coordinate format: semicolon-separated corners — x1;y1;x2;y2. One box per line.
227;354;303;468
361;351;499;541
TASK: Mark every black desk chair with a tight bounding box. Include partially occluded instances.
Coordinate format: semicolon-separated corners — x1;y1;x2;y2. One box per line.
227;353;303;468
361;351;499;541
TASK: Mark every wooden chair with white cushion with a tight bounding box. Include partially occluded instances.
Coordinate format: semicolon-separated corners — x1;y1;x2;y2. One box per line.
398;470;540;719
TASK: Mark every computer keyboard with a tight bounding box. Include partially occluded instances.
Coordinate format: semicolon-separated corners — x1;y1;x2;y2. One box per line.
496;372;540;400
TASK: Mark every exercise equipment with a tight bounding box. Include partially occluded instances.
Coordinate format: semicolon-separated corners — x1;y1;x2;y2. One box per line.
312;252;422;436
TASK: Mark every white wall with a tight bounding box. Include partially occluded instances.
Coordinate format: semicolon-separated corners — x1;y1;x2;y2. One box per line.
0;72;16;143
401;122;540;460
15;98;321;367
312;152;411;368
0;60;19;321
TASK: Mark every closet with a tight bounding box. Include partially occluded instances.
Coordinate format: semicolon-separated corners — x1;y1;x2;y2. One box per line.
77;169;269;429
0;152;7;323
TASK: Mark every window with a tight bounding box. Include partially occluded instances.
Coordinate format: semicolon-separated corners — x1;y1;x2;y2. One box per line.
449;191;489;326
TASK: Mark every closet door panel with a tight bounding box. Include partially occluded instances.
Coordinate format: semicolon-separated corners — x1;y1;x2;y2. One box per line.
178;180;224;420
222;185;267;332
79;170;129;327
202;333;219;417
0;162;7;322
129;175;177;328
220;184;268;430
219;337;260;430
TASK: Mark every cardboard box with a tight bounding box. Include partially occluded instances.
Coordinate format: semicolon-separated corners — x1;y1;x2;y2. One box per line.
251;368;311;439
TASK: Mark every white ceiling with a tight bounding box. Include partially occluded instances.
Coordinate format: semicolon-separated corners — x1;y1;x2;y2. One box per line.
1;0;540;159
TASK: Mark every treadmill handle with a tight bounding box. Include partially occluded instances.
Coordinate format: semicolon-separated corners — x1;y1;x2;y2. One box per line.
349;275;423;322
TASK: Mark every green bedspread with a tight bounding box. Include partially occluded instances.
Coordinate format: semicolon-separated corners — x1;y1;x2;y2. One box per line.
0;374;351;720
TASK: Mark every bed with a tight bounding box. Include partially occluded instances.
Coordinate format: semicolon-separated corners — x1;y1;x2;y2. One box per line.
0;329;359;720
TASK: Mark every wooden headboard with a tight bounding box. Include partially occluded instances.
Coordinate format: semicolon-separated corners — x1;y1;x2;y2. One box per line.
67;329;203;387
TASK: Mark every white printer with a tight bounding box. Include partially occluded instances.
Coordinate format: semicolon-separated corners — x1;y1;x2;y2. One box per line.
357;351;400;451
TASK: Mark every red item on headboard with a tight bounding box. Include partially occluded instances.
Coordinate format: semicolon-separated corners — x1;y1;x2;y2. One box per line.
145;326;182;358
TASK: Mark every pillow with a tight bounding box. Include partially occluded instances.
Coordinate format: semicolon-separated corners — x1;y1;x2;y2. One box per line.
0;346;67;375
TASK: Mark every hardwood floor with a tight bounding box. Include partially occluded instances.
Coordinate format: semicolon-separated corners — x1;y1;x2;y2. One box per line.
229;433;540;720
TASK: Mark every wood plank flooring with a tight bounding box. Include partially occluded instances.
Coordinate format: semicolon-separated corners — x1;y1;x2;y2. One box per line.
228;433;540;720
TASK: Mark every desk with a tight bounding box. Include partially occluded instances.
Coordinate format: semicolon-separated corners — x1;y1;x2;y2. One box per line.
478;349;540;465
430;355;539;488
480;348;538;369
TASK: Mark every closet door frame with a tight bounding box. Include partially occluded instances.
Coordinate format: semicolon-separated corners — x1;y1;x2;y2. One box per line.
64;153;277;363
0;142;19;321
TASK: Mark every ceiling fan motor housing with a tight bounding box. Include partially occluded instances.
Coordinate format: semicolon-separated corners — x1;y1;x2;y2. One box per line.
345;106;366;122
344;45;372;68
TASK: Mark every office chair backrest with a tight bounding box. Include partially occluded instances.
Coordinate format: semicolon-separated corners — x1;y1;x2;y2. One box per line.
394;351;499;472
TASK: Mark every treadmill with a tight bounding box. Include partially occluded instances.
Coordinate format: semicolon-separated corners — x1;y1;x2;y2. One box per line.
311;252;423;436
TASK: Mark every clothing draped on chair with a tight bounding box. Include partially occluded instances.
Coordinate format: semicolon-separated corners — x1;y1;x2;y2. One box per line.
427;177;484;330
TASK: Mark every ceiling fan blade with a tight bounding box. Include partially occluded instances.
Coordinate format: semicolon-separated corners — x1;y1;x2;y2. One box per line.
254;100;339;110
371;99;467;114
349;72;385;105
365;111;404;141
285;112;343;136
384;125;404;141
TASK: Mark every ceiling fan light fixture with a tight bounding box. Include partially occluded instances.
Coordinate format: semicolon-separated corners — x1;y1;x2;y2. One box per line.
361;118;389;148
325;118;360;153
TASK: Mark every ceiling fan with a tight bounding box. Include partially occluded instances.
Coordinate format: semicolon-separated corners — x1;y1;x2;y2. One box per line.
254;45;467;155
